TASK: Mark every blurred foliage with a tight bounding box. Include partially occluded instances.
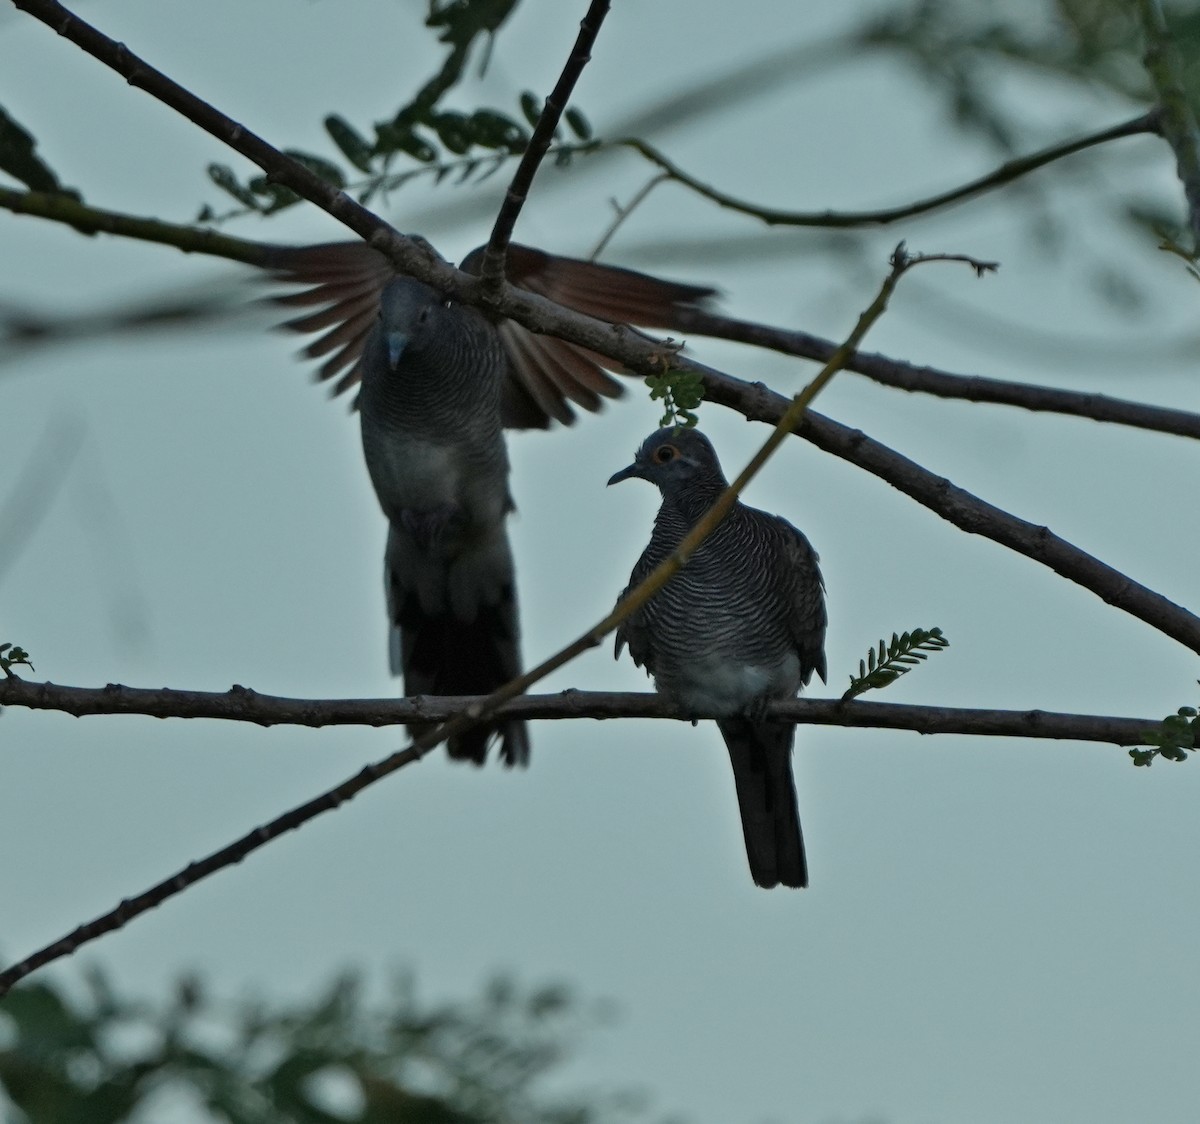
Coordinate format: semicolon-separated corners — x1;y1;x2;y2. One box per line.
0;107;78;201
187;0;1200;228
198;0;592;221
0;967;665;1124
5;0;1200;234
199;94;595;221
4;0;1200;336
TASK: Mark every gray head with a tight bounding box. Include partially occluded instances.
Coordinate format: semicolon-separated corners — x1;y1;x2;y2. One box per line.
376;277;450;369
607;427;728;495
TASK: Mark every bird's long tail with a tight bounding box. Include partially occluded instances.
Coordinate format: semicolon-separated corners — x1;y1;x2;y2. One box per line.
717;717;807;888
388;540;529;768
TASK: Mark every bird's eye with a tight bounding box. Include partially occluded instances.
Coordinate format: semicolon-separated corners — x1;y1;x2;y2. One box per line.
653;445;677;464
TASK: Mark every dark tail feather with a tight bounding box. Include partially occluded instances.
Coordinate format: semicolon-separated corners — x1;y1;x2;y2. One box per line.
392;586;529;768
717;717;807;889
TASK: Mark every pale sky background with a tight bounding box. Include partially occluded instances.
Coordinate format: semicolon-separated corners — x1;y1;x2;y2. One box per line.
3;1;1200;1122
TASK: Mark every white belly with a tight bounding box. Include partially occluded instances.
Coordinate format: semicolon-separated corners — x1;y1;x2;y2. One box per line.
656;651;803;717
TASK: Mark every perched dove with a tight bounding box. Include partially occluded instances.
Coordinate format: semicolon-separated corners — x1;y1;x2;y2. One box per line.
609;427;827;887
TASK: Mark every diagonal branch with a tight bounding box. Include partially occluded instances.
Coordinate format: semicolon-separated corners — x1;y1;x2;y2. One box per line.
477;0;610;293
0;676;1163;746
7;0;449;284
695;364;1200;652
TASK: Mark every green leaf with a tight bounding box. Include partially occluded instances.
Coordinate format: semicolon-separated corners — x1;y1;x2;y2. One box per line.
282;148;347;189
206;163;264;210
564;107;592;140
1;641;34;675
468;109;529;151
324;114;375;173
518;90;543;126
375;122;439;163
429;110;473;154
842;626;949;700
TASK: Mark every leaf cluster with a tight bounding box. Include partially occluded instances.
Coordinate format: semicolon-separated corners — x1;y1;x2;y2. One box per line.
0;968;653;1124
1132;699;1200;766
644;370;706;430
842;627;948;700
196;0;595;222
0;642;33;677
200;94;596;222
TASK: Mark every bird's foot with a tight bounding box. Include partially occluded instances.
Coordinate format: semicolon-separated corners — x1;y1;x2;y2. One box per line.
742;694;774;723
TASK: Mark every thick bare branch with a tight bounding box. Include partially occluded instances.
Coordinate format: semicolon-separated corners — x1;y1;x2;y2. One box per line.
0;676;1160;746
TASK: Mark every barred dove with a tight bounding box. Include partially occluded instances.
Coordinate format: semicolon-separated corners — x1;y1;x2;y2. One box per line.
270;242;715;766
609;428;827;888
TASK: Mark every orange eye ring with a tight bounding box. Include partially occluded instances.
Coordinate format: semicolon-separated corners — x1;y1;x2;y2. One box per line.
653;444;677;464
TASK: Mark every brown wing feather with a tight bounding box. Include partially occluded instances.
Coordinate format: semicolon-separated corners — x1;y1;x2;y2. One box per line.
266;241;394;396
463;244;717;325
269;240;715;421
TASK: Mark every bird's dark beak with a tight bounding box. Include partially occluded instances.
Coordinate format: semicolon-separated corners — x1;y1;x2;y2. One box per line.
386;332;409;369
607;462;643;486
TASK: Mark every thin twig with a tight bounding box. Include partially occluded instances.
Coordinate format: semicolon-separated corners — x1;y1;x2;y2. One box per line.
477;0;611;293
613;112;1160;228
0;677;1162;746
589;173;670;261
0;185;278;265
